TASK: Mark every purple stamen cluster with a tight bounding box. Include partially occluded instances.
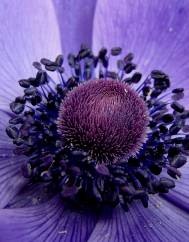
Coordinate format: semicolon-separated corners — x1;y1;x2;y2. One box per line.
58;79;148;164
5;45;189;211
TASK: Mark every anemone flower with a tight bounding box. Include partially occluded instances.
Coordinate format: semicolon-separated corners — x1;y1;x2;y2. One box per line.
0;0;189;242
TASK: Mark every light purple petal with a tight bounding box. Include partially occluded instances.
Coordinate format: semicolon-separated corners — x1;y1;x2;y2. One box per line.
87;196;189;242
0;111;26;208
0;0;62;109
92;0;189;104
0;196;98;242
53;0;97;55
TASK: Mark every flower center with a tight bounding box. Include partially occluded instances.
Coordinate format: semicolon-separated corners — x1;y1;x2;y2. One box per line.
58;79;148;164
5;45;189;211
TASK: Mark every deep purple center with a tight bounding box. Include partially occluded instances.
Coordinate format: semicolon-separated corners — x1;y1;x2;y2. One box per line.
58;79;148;164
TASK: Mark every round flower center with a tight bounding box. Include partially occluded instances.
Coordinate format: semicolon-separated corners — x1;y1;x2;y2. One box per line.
5;45;189;211
58;79;148;164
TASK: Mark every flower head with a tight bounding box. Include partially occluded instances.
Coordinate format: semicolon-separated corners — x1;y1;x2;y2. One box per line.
58;79;149;163
0;1;189;242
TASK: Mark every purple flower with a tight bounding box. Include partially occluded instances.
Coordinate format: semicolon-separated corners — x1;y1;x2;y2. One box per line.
0;1;189;242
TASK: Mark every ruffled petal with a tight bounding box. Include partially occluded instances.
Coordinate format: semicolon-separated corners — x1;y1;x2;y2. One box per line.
0;196;98;242
0;111;26;208
53;0;97;54
87;196;189;242
92;0;189;97
0;0;62;109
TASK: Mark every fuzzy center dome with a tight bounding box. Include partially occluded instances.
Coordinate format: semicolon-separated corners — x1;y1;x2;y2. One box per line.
58;79;149;163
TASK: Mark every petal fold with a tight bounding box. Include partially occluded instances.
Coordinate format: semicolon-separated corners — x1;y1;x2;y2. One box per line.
53;0;97;55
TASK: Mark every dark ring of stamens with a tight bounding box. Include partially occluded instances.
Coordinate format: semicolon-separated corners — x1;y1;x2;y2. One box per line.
6;44;189;211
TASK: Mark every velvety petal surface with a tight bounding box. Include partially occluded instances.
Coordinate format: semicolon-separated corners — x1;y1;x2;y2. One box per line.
0;0;62;109
53;0;97;55
0;111;26;208
0;196;98;242
87;196;189;242
92;0;189;104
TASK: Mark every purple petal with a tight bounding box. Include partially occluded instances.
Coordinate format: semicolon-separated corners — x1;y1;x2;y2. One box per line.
0;111;26;208
6;183;55;209
93;0;189;100
87;196;189;242
0;0;62;108
53;0;97;55
0;196;98;242
161;161;189;212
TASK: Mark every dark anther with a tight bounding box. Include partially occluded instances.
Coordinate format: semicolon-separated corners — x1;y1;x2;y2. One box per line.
172;92;184;101
74;63;81;76
158;177;175;190
9;117;23;125
183;135;189;150
162;114;174;123
30;94;42;106
151;70;166;79
124;63;136;74
6;126;19;139
111;47;122;56
149;164;162;175
45;65;57;72
159;124;168;134
180;111;189;119
56;84;67;96
19;79;31;88
106;71;117;79
171;102;184;113
150;89;162;98
171;156;187;168
40;58;55;66
15;96;26;104
142;86;151;96
172;88;184;94
68;53;76;67
32;61;42;70
24;87;37;96
167;167;181;179
124;53;134;63
169;124;181;135
102;56;109;68
66;77;78;89
10;101;25;114
78;48;92;59
36;71;48;85
55;55;64;66
98;47;107;59
57;66;65;74
131;72;142;83
29;77;40;87
168;147;180;157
